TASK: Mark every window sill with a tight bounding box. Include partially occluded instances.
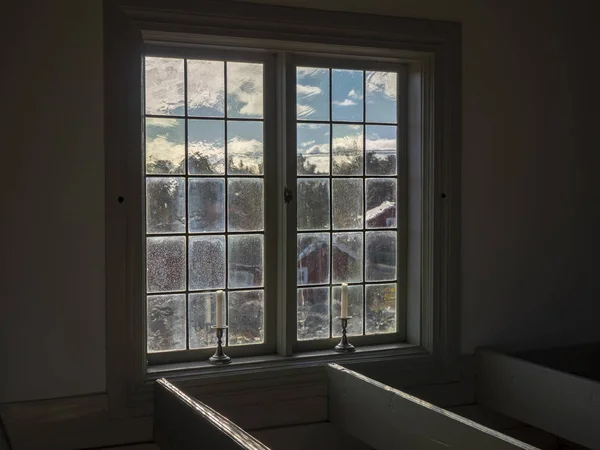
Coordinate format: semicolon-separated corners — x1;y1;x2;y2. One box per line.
146;343;428;381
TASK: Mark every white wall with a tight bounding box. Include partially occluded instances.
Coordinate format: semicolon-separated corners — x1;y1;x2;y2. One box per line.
0;1;105;402
0;0;598;403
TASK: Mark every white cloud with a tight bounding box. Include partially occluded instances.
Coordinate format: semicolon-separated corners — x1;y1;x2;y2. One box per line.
297;104;315;119
300;140;316;148
297;67;327;79
187;60;225;114
366;72;397;100
297;84;322;98
304;144;329;155
366;138;396;151
333;99;357;107
147;117;180;128
145;57;185;115
227;62;263;117
348;89;363;100
146;135;185;165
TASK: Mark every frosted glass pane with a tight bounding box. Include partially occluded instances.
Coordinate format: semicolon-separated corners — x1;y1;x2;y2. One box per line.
297;287;330;341
147;237;186;293
229;290;264;346
332;179;363;230
188;179;225;233
366;71;397;124
297;67;329;121
188;119;225;175
365;231;397;282
188;292;226;349
147;294;186;352
228;178;264;232
332;285;363;337
145;57;184;116
188;236;225;290
366;178;397;228
187;60;224;117
332;124;363;175
297;233;330;285
227;121;263;175
366;125;397;176
332;233;363;283
227;62;264;118
297;179;330;231
228;235;263;288
297;123;330;175
146;178;185;234
332;69;363;122
146;118;185;174
366;283;397;334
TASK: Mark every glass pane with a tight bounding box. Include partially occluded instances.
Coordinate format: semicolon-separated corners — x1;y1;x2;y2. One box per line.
365;231;397;282
146;118;185;174
332;124;363;175
366;178;397;228
229;290;264;346
147;294;186;352
147;236;186;293
146;177;185;234
332;179;363;230
188;179;225;233
187;60;224;117
188;119;225;175
366;283;397;334
145;57;184;116
366;71;397;123
332;285;363;337
188;236;225;290
228;235;263;289
296;67;329;121
227;62;264;119
332;69;363;122
332;233;363;283
227;121;263;175
297;123;330;175
366;125;397;176
297;179;330;231
297;233;330;285
188;292;226;349
228;178;264;232
297;287;330;341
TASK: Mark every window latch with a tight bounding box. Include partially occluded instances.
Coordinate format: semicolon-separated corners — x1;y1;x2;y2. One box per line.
284;186;293;204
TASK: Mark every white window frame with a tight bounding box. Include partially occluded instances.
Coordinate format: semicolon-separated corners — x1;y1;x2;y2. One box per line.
104;0;461;418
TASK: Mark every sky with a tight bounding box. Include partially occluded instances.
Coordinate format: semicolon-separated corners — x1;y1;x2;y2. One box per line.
144;57;398;175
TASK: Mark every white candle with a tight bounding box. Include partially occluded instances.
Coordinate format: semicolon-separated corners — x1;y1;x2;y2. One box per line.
204;296;211;324
216;290;224;328
341;283;349;318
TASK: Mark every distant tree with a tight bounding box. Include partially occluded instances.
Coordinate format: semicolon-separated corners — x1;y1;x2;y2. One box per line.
297;153;318;175
189;153;217;174
366;152;396;175
332;136;362;175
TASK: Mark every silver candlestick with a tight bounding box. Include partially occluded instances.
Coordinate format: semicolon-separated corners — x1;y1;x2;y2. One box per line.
334;317;355;353
208;325;231;365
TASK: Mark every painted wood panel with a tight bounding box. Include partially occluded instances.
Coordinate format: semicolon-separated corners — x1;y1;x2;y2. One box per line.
327;364;538;450
154;378;269;450
476;348;600;450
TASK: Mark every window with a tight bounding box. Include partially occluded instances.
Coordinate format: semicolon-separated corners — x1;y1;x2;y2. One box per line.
105;2;460;392
143;47;411;362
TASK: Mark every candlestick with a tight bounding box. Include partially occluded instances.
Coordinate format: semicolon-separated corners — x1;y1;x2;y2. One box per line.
208;325;231;365
216;290;224;328
334;316;355;353
341;283;349;319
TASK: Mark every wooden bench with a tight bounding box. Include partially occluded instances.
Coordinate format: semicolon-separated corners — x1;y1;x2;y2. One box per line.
476;345;600;450
154;363;538;450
